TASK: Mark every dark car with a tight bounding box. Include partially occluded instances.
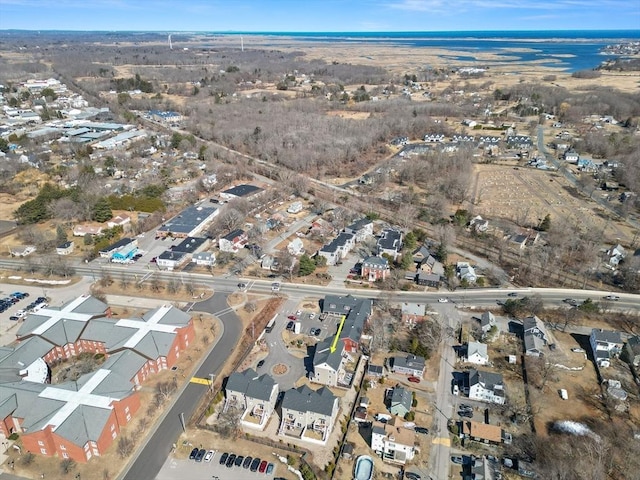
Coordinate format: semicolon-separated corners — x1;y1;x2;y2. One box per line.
286;321;294;330
235;455;244;467
459;404;473;411
259;460;268;473
414;426;429;435
243;456;253;469
408;376;421;383
189;447;199;460
458;411;473;418
195;449;206;462
405;473;421;480
226;453;236;468
257;360;265;369
9;316;19;321
250;457;261;472
219;452;229;465
36;297;46;303
311;328;321;336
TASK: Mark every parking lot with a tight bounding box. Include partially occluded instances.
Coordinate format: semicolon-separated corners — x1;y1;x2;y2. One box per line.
155;453;281;480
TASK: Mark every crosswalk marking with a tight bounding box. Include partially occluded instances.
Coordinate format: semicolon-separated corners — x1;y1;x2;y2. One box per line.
432;437;451;446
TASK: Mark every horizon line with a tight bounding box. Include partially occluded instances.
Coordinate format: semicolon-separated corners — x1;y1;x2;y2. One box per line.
1;28;639;34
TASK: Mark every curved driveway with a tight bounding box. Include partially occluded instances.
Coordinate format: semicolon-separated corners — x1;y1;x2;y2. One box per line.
121;292;242;480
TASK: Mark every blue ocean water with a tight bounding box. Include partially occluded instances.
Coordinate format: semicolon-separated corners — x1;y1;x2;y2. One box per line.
213;30;640;72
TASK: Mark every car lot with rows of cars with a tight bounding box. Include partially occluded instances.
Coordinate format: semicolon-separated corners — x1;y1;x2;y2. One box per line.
1;291;48;322
184;448;278;479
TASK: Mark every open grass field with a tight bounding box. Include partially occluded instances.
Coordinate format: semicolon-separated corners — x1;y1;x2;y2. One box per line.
470;163;637;245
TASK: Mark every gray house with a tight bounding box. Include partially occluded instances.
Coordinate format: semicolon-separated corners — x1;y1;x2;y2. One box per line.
625;336;640;367
225;368;279;430
480;312;496;334
389;385;412;417
279;385;339;445
390;354;425;377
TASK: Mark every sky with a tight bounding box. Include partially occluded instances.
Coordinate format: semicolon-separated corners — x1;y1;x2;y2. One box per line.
0;0;638;32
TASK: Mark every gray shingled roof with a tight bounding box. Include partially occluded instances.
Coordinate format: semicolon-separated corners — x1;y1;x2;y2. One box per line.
0;337;55;384
101;350;149;383
313;339;343;371
282;384;337;417
392;354;425;371
592;329;622;344
391;386;412;410
469;369;504;389
226;368;277;402
345;218;372;232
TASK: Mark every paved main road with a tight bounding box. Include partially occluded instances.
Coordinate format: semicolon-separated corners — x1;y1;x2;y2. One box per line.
120;292;242;480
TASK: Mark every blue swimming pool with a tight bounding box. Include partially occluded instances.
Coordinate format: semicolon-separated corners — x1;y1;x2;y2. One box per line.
354;455;374;480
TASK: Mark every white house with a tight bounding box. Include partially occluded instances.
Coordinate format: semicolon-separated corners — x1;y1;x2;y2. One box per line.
590;329;623;368
192;251;216;267
287;201;303;214
56;241;74;256
344;218;374;242
457;262;477;284
106;214;131;229
468;369;505;405
287;238;305;256
156;250;189;271
219;229;248;253
466;341;489;365
390;354;425;377
371;417;416;465
470;215;489;232
607;244;626;267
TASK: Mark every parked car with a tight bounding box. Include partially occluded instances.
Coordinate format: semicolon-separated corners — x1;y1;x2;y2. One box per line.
296;310;302;316
266;463;274;474
250;457;261;472
288;315;297;320
458;411;473;418
310;328;321;336
226;453;236;468
242;456;253;469
414;426;429;435
459;404;473;411
219;452;229;465
451;456;463;464
195;449;206;462
405;473;421;480
189;447;199;460
257;360;265;369
286;321;294;330
408;376;421;383
9;316;19;322
204;450;215;462
235;455;244;467
309;312;316;319
259;460;268;473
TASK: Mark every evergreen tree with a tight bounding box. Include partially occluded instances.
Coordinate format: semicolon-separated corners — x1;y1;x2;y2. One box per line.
298;254;316;276
92;198;113;223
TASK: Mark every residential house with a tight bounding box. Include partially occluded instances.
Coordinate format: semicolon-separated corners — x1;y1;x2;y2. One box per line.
452;134;476;143
192;251;216;267
219;229;248;253
344;218;374;242
508;229;539;250
55;241;74;256
388;386;412;417
467;369;506;405
9;245;36;257
461;420;512;445
367;364;383;377
624;336;640;368
390;354;425;377
308;218;334;237
225;368;279;430
470;215;489;232
106;214;131;229
480;312;496;334
287;201;303;214
457;262;477;284
361;256;390;281
377;229;403;260
73;224;103;237
590;329;623;368
390;136;408;146
371;417;416;465
279;385;339;445
317;232;355;266
412;244;432;265
522;315;549;357
466;342;489;365
562;148;580;163
311;339;347;388
401;303;427;325
506;135;532;149
469;455;501;480
287;238;305;256
261;254;276;270
416;272;441;288
607;244;626;267
424;133;445;143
